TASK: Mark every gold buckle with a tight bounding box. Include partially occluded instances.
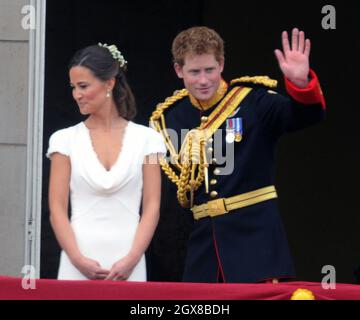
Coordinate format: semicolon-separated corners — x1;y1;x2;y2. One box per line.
206;198;228;217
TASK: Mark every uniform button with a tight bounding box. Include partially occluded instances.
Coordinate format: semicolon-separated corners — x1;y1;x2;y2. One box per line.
212;158;217;164
201;116;209;123
214;168;221;175
207;148;214;154
208;138;214;144
210;191;218;198
210;179;217;186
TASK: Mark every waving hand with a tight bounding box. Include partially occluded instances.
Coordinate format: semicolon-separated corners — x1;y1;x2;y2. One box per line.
275;28;311;88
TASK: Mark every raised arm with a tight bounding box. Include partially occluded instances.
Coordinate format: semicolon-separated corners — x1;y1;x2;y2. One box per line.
274;28;311;89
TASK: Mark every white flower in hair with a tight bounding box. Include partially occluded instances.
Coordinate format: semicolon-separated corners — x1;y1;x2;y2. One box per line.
98;43;128;68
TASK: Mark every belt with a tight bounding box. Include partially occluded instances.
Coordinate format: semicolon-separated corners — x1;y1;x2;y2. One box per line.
191;186;277;220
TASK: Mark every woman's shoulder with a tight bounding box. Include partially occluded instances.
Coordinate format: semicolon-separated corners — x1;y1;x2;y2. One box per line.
128;121;165;146
47;123;83;158
48;123;83;148
128;121;161;137
128;122;166;156
49;122;83;139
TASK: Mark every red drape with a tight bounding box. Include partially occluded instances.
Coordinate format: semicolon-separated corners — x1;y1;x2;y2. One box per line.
1;276;359;300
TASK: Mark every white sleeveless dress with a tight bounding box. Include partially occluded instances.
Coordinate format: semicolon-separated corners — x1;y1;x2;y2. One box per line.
46;121;166;281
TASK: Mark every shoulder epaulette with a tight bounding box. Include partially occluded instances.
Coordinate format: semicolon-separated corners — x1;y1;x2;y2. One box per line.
150;89;188;123
230;76;278;89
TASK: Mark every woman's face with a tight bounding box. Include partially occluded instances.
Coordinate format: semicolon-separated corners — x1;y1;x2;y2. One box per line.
69;66;110;115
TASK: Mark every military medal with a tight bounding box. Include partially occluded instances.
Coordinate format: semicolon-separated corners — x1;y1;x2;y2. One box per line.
226;130;235;144
235;118;243;143
226;118;243;143
226;119;236;144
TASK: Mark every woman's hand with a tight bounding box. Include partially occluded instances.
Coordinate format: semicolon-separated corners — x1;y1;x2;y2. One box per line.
73;255;110;280
105;255;139;281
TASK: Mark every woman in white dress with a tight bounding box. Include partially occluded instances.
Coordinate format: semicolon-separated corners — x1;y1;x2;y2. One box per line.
47;43;166;281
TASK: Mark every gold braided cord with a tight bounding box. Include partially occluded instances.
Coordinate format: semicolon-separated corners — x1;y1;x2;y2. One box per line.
230;76;278;89
195;139;207;190
159;158;180;185
187;130;207;191
160;114;181;170
151;89;189;172
150;86;252;208
152;119;181;173
190;138;207;201
151;89;204;207
151;89;189;121
177;135;192;208
178;131;208;208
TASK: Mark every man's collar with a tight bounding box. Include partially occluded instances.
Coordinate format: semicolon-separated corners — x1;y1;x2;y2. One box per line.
189;79;228;111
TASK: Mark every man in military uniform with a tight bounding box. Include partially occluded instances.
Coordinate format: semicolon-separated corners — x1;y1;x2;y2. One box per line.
151;26;325;283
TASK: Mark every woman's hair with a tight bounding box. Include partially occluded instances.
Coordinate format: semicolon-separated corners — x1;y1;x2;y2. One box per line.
172;26;225;66
69;45;137;120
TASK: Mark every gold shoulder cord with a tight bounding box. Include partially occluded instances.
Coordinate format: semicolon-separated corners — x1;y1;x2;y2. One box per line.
150;85;253;208
230;76;278;89
150;89;206;208
151;89;188;170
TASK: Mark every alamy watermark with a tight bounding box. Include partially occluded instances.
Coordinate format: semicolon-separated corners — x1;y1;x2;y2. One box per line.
322;5;336;30
162;129;235;176
21;5;36;30
21;265;36;290
321;265;336;290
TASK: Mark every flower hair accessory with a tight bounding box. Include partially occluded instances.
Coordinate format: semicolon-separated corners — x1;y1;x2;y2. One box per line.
98;43;127;68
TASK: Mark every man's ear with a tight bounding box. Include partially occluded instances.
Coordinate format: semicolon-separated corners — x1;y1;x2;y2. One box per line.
174;63;184;79
219;57;225;73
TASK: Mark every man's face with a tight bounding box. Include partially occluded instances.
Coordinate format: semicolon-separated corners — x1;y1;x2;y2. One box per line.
174;53;224;102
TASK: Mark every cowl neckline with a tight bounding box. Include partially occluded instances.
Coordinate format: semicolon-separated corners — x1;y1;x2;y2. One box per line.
77;121;136;194
81;121;130;173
